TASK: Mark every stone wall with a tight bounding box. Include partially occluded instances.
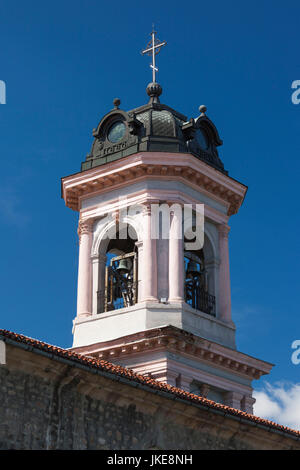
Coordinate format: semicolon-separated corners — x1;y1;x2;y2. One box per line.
0;342;299;450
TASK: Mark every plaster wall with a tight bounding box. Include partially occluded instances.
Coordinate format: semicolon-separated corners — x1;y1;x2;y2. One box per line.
72;302;236;349
81;179;228;215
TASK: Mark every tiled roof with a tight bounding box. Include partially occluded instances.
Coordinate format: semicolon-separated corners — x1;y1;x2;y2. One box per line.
0;328;299;439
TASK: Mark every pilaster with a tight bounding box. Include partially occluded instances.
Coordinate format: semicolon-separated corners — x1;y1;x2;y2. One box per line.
241;395;256;414
224;391;243;409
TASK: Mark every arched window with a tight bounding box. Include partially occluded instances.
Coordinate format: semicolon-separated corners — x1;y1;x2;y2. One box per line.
97;229;138;313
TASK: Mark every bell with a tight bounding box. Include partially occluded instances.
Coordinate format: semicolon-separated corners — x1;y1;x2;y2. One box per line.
186;260;200;277
116;258;132;275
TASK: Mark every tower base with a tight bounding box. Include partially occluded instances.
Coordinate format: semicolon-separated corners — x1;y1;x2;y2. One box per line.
71;324;273;413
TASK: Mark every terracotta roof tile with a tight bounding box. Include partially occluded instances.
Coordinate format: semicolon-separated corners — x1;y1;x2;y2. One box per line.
0;328;299;439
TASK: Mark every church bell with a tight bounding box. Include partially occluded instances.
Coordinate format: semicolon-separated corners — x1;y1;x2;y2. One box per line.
186;260;200;277
116;258;132;275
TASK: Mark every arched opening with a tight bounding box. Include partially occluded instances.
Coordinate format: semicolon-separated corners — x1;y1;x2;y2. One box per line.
184;233;216;316
97;226;138;313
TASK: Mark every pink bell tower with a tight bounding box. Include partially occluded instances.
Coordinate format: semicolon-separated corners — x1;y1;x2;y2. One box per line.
62;32;273;413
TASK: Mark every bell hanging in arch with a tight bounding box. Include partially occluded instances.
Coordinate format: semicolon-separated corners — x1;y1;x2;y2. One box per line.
116;258;132;275
186;259;200;278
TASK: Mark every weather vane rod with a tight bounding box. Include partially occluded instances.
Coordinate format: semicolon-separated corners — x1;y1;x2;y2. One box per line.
141;28;166;83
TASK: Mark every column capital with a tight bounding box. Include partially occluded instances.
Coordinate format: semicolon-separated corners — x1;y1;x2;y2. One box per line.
78;218;94;240
142;200;160;215
218;224;230;238
142;203;152;216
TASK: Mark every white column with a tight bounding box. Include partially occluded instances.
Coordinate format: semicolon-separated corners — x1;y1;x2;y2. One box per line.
92;253;106;314
169;207;184;301
142;205;158;302
157;238;169;301
135;241;143;302
77;219;93;317
218;224;232;323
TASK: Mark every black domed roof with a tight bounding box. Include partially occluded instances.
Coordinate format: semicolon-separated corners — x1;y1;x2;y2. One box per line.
135;108;183;139
82;83;227;175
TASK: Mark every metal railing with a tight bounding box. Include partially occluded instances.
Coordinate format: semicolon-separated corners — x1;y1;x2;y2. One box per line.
185;284;216;316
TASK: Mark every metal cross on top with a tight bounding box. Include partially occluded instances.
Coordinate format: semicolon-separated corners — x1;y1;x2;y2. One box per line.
142;29;166;83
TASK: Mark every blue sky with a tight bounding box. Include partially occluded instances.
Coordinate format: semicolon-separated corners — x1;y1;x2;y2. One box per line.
0;1;299;425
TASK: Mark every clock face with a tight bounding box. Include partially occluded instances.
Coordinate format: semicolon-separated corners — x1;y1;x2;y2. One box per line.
108;121;126;143
196;128;209;150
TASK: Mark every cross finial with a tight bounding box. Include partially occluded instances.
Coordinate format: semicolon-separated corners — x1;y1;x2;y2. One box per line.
141;29;166;83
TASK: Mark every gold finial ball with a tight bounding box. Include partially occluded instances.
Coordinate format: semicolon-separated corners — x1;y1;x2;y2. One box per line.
199;105;207;114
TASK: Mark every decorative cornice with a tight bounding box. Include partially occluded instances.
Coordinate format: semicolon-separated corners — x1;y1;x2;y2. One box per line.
62;153;247;216
72;326;273;381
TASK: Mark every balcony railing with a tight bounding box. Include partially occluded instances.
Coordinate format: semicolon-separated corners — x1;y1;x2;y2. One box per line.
185;284;216;316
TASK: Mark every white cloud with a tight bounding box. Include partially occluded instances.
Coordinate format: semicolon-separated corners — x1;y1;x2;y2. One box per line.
0;186;30;228
253;382;300;431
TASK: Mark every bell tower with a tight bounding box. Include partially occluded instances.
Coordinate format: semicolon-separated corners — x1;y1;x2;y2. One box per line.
62;32;273;413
